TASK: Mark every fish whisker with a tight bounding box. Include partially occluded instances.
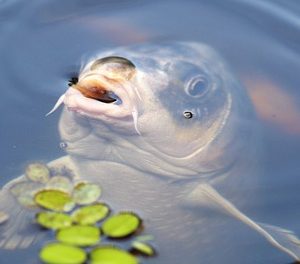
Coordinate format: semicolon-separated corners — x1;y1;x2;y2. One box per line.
45;93;66;116
132;108;141;135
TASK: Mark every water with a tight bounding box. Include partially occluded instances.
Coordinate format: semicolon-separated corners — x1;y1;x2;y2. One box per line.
1;0;300;263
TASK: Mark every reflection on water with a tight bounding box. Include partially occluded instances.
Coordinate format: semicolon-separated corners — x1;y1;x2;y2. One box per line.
1;0;300;263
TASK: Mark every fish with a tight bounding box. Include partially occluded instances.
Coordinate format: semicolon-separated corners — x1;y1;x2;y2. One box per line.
1;42;300;263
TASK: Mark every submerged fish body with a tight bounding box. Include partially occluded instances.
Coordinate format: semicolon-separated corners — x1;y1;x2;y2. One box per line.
1;42;300;263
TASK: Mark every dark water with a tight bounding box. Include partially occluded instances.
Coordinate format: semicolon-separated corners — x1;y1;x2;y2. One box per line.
1;0;300;263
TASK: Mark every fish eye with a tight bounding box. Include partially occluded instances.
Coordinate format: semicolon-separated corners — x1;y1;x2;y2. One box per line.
183;111;193;119
186;76;209;98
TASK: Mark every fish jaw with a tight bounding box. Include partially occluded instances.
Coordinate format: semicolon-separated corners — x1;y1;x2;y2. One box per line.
64;70;138;119
64;87;129;119
62;76;142;134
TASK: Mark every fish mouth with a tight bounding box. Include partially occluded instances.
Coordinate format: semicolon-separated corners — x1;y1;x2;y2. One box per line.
71;74;119;104
47;73;141;133
64;74;135;119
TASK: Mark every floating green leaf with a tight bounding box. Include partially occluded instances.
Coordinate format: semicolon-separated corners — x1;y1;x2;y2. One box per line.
34;190;75;212
72;182;101;205
71;203;110;225
36;211;72;230
25;163;50;183
102;212;141;238
40;242;86;264
90;246;138;264
46;176;73;193
56;225;100;247
131;241;155;256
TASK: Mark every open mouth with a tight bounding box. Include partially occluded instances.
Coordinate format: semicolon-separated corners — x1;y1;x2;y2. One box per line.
47;56;141;134
46;75;128;117
63;74;132;118
72;76;122;104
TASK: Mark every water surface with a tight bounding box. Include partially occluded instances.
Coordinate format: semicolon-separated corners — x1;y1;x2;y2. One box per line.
1;0;300;263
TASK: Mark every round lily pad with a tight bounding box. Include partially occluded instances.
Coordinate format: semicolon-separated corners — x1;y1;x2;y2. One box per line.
34;190;75;212
72;182;101;205
102;212;141;238
40;242;86;264
71;203;110;225
46;176;73;193
36;211;72;230
90;246;138;264
56;225;100;247
131;241;155;256
26;163;50;183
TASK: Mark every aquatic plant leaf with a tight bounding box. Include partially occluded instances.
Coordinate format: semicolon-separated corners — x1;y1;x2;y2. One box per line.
46;176;73;193
0;211;9;224
56;225;100;247
40;242;86;264
72;182;101;205
10;181;42;197
90;246;138;264
25;163;50;183
34;190;75;212
36;211;72;230
131;241;155;256
71;203;110;225
102;212;141;238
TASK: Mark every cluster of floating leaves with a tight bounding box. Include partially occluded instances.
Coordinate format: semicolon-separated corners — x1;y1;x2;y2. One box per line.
9;163;155;264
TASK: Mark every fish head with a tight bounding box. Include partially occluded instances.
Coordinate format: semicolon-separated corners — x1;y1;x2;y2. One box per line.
59;42;253;179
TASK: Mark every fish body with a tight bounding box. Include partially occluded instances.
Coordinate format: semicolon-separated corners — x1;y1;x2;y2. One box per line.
1;42;300;263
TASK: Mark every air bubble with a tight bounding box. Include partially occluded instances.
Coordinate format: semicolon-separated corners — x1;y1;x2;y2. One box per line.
59;142;68;149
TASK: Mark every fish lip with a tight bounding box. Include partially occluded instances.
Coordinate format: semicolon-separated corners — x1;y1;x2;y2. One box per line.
63;71;139;121
63;85;132;120
73;74;120;103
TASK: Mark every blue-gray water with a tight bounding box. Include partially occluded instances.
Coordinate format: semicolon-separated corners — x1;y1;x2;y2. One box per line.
1;0;300;263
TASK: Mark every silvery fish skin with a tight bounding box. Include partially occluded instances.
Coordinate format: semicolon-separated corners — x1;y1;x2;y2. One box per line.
0;42;300;263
